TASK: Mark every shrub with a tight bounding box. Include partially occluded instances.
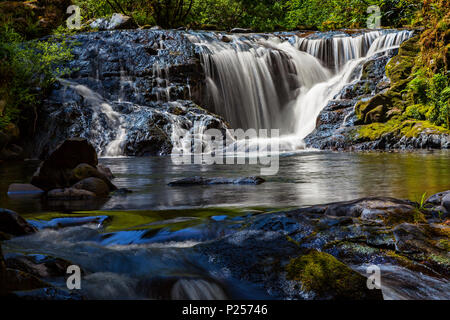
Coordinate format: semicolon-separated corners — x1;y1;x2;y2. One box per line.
0;24;73;132
408;72;429;104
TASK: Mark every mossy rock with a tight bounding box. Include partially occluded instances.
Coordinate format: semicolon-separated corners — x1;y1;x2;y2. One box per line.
356;36;420;126
355;92;398;124
286;249;382;300
385;36;419;84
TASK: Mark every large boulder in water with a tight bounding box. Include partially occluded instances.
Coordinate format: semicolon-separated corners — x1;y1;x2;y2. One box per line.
72;177;110;197
0;208;36;236
70;163;117;191
31;138;99;191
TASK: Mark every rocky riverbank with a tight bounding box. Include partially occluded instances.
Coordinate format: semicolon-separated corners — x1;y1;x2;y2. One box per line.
305;35;450;150
1;185;448;299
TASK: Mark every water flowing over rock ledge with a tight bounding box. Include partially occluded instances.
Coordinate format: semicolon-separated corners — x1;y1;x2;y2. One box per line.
23;28;448;160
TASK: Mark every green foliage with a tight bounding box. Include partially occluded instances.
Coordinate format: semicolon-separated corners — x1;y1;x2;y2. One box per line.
74;0;192;28
68;0;431;31
405;104;428;120
408;72;429;104
0;24;73;131
284;0;422;30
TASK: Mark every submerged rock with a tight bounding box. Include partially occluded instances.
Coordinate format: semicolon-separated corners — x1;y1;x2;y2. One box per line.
70;163;117;191
7;184;45;198
30;138;117;198
72;177;110;197
169;176;265;186
47;188;97;200
10;287;84;300
5;253;75;279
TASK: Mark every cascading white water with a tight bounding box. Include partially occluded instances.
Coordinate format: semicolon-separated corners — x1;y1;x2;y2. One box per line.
59;79;127;157
190;30;413;152
191;34;330;132
55;30;412;157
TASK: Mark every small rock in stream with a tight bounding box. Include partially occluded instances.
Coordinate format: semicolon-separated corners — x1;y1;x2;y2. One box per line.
168;176;265;186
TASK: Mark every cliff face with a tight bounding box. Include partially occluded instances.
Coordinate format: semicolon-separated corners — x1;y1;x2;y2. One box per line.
28;29;228;158
26;28;449;158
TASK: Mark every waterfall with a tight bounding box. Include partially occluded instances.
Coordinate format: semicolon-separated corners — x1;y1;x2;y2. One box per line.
47;29;413;158
59;79;128;157
190;30;413;151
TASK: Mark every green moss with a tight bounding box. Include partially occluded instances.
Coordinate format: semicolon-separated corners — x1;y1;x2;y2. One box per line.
436;239;450;251
23;207;253;233
285;235;300;247
356;117;450;141
385;36;420;84
285;249;380;299
428;254;450;266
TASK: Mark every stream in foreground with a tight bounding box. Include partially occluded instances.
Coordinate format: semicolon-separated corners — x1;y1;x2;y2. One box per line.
1;151;449;300
2;150;450;213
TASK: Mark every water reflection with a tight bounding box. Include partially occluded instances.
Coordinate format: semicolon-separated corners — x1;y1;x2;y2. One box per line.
1;150;449;213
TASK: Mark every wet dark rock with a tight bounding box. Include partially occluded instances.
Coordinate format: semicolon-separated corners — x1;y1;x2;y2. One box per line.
97;164;114;180
26;30;229;158
0;245;49;296
31;138;98;191
9;287;84;300
72;177;111;197
169;176;265;186
7;184;45;198
0;208;37;236
0;268;50;296
443;194;450;213
304;49;397;150
426;191;450;206
196;230;303;298
195;194;449;299
354;132;450;151
70;163;117;191
47;188;97;200
5;253;75;278
219;35;232;43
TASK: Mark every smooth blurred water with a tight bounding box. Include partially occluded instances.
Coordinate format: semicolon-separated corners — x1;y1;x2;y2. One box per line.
2;150;450;300
1;150;450;214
